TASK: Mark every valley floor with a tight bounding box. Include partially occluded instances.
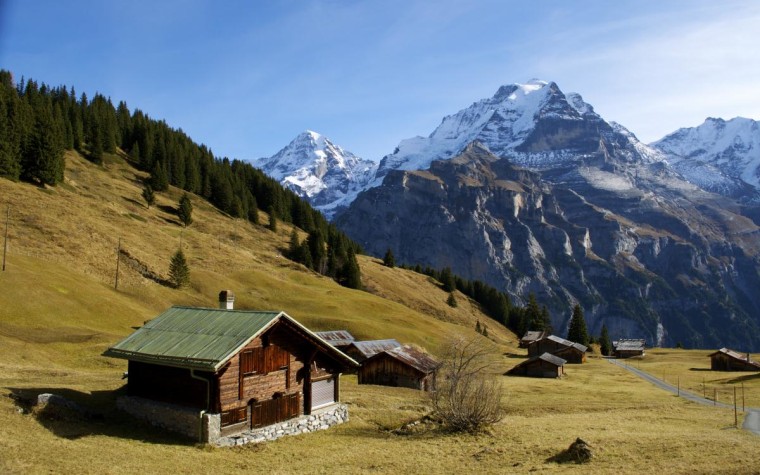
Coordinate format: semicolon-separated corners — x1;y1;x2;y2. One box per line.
2;354;759;474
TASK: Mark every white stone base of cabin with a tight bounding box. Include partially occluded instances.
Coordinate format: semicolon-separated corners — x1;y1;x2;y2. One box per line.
215;403;349;447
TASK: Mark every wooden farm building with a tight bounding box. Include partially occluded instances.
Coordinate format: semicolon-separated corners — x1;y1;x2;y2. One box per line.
708;348;760;371
528;335;587;363
519;330;548;348
507;353;566;378
358;345;440;391
104;292;359;440
613;339;646;358
314;330;355;350
344;339;401;363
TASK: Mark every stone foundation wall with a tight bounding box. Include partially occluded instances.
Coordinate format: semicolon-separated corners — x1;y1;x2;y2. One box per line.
117;397;347;446
216;403;349;447
116;396;220;443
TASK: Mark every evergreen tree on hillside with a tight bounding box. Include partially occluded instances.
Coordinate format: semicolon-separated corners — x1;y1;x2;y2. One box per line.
150;160;169;191
567;304;589;346
525;293;545;331
177;192;193;226
142;183;155;208
600;324;612;356
341;248;362;289
383;248;395;268
169;248;190;288
440;267;455;292
447;292;457;308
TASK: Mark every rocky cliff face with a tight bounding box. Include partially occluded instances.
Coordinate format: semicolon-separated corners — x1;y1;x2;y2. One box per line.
336;142;760;350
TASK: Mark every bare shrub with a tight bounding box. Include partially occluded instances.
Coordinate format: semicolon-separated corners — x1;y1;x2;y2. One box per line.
430;336;504;433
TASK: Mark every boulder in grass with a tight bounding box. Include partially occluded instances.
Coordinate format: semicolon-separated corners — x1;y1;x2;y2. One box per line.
549;437;593;464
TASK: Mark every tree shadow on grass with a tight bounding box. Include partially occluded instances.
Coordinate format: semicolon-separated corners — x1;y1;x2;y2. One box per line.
727;372;760;384
689;368;712;372
6;386;194;446
503;352;526;359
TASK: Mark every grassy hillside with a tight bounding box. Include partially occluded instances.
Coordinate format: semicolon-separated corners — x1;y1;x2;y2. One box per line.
1;152;759;474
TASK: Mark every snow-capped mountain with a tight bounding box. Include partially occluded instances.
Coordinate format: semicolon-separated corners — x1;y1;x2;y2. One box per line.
335;79;760;351
372;79;662;187
255;131;377;218
651;118;760;199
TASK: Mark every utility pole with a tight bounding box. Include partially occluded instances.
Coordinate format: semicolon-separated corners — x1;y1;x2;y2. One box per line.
2;206;9;272
115;238;121;290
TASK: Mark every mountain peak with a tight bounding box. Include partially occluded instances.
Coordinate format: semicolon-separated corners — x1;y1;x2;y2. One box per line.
255;131;377;219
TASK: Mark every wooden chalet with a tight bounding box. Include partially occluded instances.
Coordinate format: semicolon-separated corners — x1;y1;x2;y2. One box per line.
527;335;587;363
104;292;359;439
358;345;440;391
314;330;355;350
613;339;646;358
708;348;760;371
344;339;401;363
507;353;566;378
519;330;548;349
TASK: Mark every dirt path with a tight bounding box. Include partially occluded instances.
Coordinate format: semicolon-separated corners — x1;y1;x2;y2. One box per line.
607;358;760;436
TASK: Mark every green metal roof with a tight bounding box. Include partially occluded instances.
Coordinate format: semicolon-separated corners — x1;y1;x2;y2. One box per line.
103;306;283;372
104;306;360;372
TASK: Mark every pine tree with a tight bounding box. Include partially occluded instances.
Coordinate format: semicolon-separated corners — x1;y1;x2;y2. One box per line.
600;324;612;356
169;248;190;288
567;304;590;346
341;248;362;289
447;292;458;308
287;229;300;259
268;212;278;232
440;267;455;292
525;293;544;331
142;183;155;208
482;325;488;337
475;321;482;334
383;248;395;268
150;160;169;191
177;192;193;226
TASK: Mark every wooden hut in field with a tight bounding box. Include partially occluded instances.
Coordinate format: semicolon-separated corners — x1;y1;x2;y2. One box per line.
519;330;548;348
507;353;566;378
528;335;587;363
344;339;401;363
358;345;440;391
613;339;646;358
103;291;358;443
314;330;355;351
708;348;760;371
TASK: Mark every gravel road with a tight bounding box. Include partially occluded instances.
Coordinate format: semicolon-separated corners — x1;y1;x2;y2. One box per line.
607;358;760;436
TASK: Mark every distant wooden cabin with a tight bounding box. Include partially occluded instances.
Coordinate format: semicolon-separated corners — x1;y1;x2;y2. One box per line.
344;339;401;363
519;330;548;349
104;292;358;441
358;345;440;391
528;335;587;363
613;339;646;358
314;330;356;350
708;348;760;371
507;353;566;378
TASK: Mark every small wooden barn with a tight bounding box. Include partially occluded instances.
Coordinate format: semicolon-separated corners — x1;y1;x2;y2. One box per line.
519;330;548;348
103;292;358;441
708;348;760;371
613;339;646;358
344;339;401;363
358;345;440;391
314;330;356;350
528;335;587;363
507;353;566;378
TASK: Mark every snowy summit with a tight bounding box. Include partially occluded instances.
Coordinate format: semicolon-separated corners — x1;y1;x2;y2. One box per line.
255;131;377;218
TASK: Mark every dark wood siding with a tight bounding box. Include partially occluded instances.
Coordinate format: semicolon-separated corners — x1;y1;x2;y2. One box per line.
358;354;435;391
250;393;300;428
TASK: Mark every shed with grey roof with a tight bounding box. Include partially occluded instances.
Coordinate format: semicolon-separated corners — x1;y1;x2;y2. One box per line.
507;353;566;378
344;339;402;362
528;335;587;363
358;345;440;391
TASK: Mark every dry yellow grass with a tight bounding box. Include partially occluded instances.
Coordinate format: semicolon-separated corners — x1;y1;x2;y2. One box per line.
1;151;760;474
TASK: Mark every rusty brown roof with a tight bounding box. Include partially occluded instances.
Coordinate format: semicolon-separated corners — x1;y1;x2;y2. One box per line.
380;345;440;374
708;348;760;368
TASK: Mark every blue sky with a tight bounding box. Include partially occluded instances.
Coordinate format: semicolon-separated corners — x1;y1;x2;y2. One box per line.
2;0;759;162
